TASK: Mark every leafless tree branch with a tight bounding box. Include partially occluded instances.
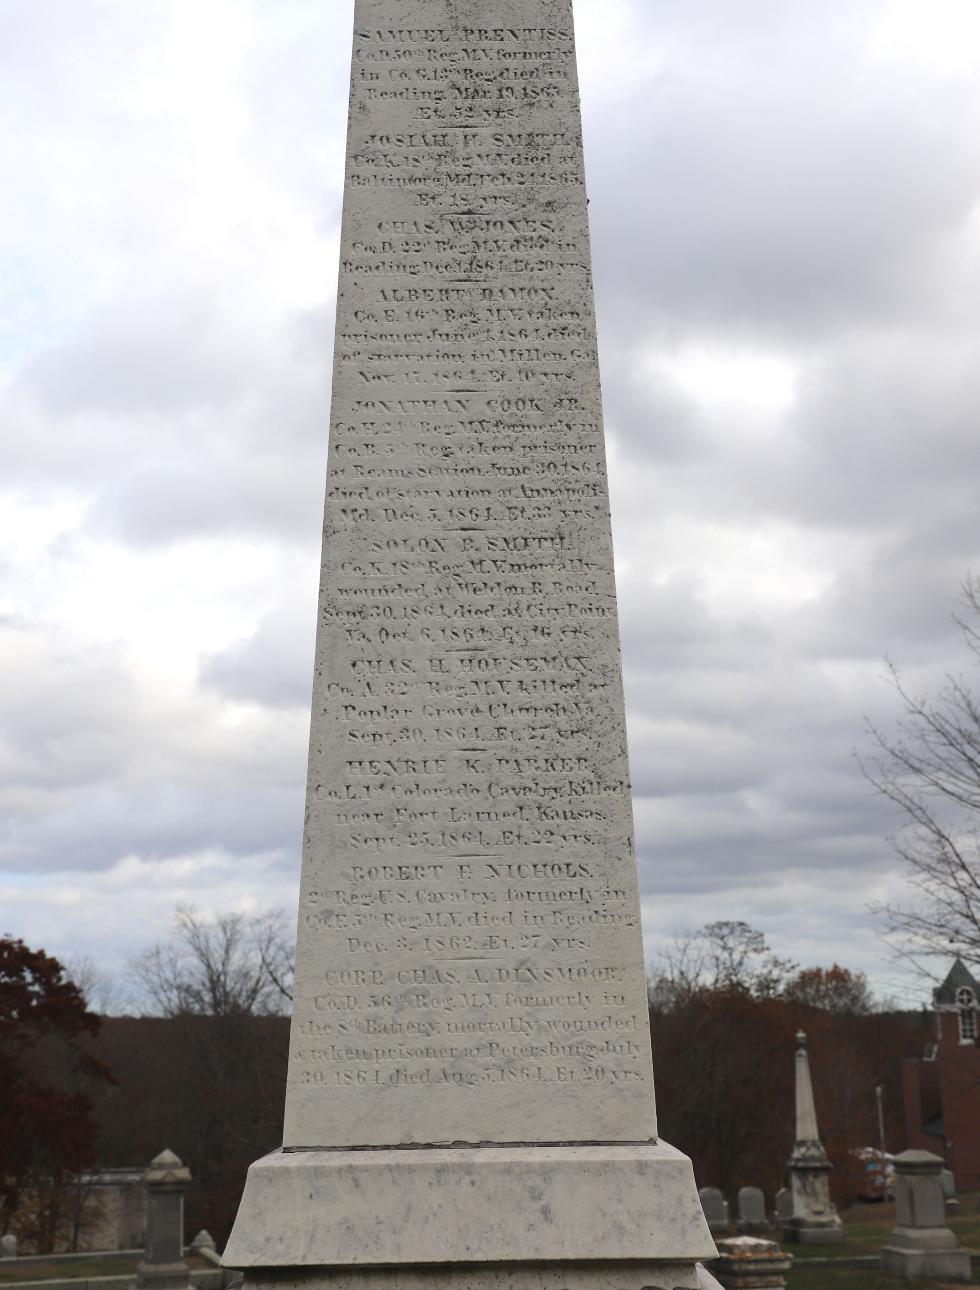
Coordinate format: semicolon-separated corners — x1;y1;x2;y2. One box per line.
862;575;980;974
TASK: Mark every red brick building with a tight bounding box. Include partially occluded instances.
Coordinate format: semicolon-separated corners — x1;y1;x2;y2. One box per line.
903;960;980;1190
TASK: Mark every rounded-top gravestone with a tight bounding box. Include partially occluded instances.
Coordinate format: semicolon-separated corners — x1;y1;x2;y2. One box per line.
699;1187;730;1236
736;1187;768;1235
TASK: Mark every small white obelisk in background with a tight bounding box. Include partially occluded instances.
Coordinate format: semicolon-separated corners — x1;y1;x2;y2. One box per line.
782;1031;844;1244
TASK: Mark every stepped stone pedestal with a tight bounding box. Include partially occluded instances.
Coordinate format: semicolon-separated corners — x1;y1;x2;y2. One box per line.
711;1237;792;1290
880;1150;971;1282
222;3;714;1290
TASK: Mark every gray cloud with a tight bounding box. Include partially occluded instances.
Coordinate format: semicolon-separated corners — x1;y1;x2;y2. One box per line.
201;599;316;708
2;0;979;995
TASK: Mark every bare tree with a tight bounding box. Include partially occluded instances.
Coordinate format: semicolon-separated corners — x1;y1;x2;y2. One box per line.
251;909;294;1006
648;920;795;1008
131;905;294;1018
862;576;980;973
65;956;130;1017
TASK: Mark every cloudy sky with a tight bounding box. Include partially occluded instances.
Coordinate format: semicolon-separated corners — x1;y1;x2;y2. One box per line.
3;0;980;1009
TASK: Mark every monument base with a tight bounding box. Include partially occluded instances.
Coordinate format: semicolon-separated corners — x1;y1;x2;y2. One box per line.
780;1220;844;1246
880;1244;971;1282
223;1143;713;1277
229;1262;715;1290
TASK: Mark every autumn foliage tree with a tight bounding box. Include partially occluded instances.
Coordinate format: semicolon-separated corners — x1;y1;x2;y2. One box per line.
648;924;929;1204
0;936;115;1249
783;964;874;1014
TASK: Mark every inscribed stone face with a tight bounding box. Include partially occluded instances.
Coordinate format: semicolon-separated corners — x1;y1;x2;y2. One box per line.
283;0;657;1151
147;1194;182;1265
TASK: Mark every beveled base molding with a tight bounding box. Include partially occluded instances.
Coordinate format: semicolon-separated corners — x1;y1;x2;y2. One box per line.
222;1142;714;1270
231;1263;715;1290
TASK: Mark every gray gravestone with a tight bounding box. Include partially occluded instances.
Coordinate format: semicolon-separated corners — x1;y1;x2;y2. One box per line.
221;3;713;1290
941;1168;960;1215
774;1188;792;1224
880;1150;970;1282
0;1235;16;1260
699;1188;730;1235
136;1150;191;1290
737;1187;769;1234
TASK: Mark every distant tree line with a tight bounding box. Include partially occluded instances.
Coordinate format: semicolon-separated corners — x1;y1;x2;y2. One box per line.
0;909;294;1249
2;911;933;1250
647;920;930;1203
0;936;116;1250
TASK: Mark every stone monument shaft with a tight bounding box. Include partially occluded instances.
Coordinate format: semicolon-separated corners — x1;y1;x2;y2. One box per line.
224;4;712;1283
285;0;655;1150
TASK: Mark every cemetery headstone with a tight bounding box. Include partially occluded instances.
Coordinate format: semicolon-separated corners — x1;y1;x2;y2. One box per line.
774;1188;791;1225
711;1236;792;1290
941;1168;959;1215
782;1031;844;1244
189;1232;216;1255
136;1150;191;1290
699;1188;730;1236
736;1187;768;1235
880;1150;970;1282
221;3;715;1289
0;1235;16;1260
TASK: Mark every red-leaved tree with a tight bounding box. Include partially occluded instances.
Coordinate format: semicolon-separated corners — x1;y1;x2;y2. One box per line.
0;936;116;1249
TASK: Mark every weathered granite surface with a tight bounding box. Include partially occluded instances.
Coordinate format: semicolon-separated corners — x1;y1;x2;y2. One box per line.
225;1144;708;1266
224;0;712;1281
283;0;656;1154
880;1150;971;1282
696;1267;724;1290
233;1268;707;1290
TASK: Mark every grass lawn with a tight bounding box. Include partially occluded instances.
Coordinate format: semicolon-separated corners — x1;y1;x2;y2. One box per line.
790;1269;976;1290
0;1256;211;1284
786;1211;980;1258
0;1257;138;1283
780;1197;980;1289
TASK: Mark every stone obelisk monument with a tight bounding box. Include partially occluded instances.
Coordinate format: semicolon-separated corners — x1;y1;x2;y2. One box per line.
782;1031;843;1244
224;3;713;1287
